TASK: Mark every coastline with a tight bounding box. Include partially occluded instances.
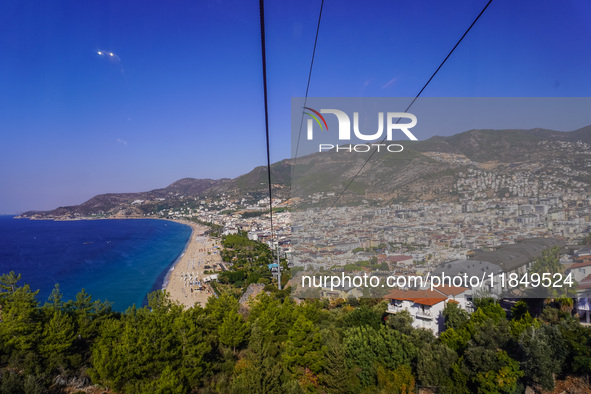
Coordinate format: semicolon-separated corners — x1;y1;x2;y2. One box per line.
159;219;196;287
144;220;194;303
163;219;219;308
12;215;218;307
10;215;219;308
1;216;200;311
159;219;196;290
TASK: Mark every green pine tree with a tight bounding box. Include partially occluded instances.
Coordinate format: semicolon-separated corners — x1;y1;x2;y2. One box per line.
39;310;76;370
283;315;325;376
321;332;351;393
219;308;249;353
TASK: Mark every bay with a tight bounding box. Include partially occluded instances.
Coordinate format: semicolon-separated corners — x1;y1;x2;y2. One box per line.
0;216;191;311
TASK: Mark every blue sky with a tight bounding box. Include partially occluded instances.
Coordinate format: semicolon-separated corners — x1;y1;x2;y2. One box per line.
1;0;590;213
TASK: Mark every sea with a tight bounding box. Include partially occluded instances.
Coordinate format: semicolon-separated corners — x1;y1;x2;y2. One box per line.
0;215;191;311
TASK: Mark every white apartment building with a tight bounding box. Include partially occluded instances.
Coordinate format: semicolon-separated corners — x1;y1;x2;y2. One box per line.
384;285;470;335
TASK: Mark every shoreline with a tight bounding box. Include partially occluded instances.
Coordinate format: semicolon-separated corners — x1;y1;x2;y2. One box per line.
11;215;218;308
145;220;194;301
160;219;196;290
162;219;219;308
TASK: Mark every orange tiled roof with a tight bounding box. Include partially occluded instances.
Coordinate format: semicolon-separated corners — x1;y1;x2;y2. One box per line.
570;261;591;270
413;297;448;306
578;274;591;291
384;289;447;306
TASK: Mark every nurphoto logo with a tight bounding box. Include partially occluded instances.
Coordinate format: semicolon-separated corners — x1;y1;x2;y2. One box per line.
304;107;418;152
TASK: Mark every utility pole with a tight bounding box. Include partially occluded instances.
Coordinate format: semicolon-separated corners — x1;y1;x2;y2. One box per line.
277;244;281;290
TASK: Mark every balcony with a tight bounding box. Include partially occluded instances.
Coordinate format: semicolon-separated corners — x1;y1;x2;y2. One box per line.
387;303;403;314
415;309;433;319
387;305;401;313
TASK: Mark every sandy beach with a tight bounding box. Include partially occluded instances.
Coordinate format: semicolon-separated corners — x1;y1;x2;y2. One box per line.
164;220;222;308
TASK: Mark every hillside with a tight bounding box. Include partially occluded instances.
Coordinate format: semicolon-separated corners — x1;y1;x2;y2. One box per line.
290;125;591;206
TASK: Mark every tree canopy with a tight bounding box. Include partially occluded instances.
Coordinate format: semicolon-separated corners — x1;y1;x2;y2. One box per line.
0;270;589;393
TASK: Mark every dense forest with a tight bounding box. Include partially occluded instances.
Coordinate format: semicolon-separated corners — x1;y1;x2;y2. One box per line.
1;270;590;393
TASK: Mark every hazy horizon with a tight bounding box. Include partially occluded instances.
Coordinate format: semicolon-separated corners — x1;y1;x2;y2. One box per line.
2;0;591;213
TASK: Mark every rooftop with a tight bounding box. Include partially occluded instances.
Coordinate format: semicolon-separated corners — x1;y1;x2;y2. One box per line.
384;289;447;306
432;284;470;296
470;238;565;272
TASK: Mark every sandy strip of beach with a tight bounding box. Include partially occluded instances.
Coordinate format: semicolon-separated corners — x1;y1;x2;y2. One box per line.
164;220;222;308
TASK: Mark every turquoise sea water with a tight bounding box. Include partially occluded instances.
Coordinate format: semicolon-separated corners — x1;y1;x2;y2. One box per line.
0;216;191;311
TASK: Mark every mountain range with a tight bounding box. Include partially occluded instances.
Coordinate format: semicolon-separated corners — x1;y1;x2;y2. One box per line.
19;125;591;218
